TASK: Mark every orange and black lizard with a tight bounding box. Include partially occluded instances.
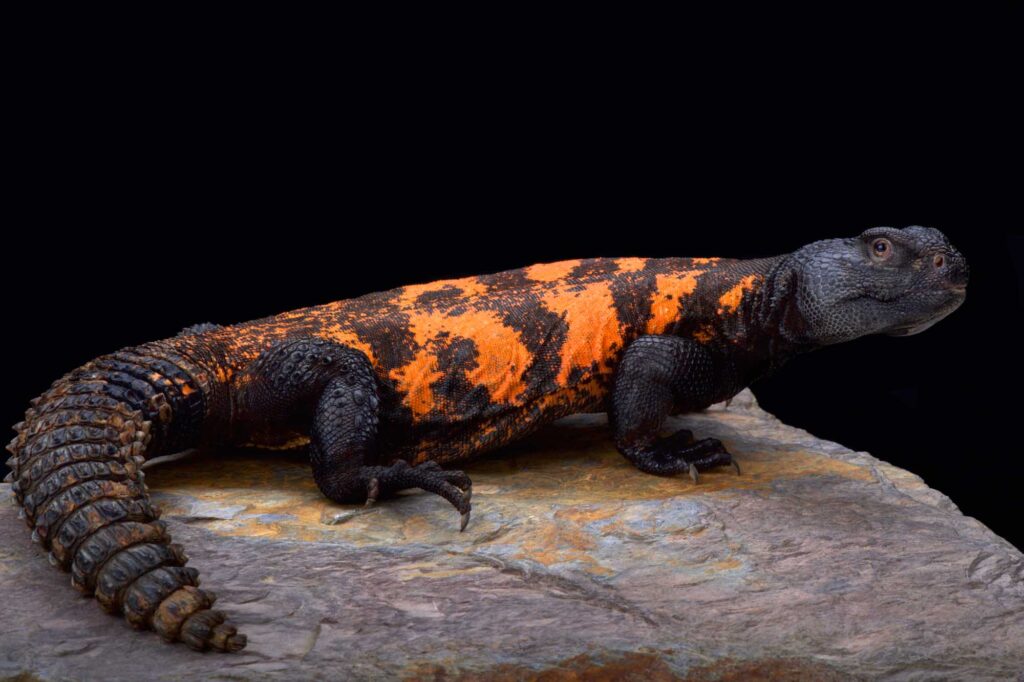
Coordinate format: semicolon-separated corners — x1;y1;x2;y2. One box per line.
4;226;968;651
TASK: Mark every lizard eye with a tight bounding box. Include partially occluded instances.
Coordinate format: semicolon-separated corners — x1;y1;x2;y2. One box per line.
870;238;893;262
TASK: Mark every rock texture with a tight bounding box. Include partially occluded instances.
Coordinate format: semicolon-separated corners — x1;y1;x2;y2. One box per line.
2;390;1022;681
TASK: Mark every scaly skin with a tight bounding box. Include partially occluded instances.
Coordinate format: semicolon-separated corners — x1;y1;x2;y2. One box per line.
5;226;968;652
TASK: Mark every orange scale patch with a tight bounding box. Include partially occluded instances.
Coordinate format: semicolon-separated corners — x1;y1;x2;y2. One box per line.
394;277;490;309
389;309;532;418
717;274;762;315
693;324;716;343
524;260;582;283
539;282;623;386
614;257;647;273
645;271;702;335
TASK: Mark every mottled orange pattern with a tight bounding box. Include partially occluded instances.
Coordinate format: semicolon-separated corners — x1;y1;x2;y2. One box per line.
717;274;762;315
524;259;582;283
614;257;647;273
539;281;623;386
645;272;702;334
392;308;533;416
203;256;765;459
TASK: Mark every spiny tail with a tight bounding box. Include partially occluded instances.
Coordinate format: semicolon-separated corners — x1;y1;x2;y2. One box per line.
5;344;246;652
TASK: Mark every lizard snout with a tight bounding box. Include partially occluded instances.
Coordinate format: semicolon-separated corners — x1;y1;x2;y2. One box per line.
932;247;968;291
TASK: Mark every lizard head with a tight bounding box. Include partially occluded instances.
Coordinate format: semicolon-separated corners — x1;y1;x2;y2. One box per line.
787;226;968;345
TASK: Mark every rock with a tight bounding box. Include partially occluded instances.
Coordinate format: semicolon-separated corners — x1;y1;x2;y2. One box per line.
1;389;1022;680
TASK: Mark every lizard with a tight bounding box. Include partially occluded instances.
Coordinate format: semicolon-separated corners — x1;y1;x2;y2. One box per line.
3;226;968;652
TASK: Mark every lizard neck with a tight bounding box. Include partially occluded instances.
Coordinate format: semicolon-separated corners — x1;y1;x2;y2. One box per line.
650;254;817;384
744;254;819;373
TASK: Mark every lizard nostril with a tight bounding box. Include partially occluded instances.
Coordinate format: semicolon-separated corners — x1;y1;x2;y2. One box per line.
941;251;969;289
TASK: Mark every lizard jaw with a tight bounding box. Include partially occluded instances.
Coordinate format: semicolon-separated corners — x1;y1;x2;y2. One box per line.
887;317;945;337
886;288;965;337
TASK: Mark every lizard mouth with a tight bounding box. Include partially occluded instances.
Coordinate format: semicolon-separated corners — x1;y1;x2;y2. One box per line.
886;289;965;337
887;318;945;337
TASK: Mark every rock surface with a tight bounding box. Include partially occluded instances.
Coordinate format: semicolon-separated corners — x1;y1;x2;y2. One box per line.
2;390;1022;681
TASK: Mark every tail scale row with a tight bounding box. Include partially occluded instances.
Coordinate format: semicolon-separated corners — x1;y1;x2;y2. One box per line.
5;347;246;652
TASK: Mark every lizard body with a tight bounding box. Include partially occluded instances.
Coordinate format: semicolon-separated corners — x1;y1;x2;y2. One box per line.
4;226;968;651
221;254;774;462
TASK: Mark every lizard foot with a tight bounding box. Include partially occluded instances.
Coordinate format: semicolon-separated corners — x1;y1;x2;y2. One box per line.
616;430;740;481
682;438;741;483
361;460;473;531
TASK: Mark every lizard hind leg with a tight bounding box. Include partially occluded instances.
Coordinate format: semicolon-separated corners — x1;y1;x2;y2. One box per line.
309;368;473;532
237;338;473;530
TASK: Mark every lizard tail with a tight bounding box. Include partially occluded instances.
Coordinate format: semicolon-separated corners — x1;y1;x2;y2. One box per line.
5;346;247;652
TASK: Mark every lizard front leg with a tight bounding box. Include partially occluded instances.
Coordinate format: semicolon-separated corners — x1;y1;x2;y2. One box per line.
610;335;741;483
234;338;472;530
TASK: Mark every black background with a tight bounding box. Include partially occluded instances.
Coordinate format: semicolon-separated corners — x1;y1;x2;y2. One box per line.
4;11;1021;548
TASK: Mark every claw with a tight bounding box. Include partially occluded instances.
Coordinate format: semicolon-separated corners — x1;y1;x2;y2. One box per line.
3;472;12;483
732;460;742;476
365;477;379;507
459;509;471;532
464;483;472;504
689;463;700;485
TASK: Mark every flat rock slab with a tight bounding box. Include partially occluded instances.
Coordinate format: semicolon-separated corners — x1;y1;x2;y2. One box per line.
2;390;1022;680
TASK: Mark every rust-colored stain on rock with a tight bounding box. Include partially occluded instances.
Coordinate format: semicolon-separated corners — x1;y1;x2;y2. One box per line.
682;657;857;681
405;652;679;682
404;652;855;681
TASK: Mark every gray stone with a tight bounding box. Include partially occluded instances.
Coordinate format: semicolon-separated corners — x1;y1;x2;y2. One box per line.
1;390;1022;680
